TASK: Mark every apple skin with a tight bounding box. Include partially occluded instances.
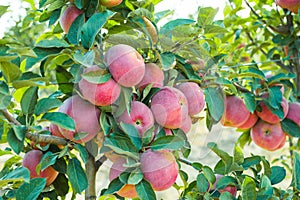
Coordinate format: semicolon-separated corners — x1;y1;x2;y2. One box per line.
220;96;250;127
105;44;145;87
176;82;205;116
256;95;289;124
58;95;102;143
237;113;258;130
275;0;300;13
100;0;122;7
151;86;189;129
79;66;121;106
180;115;192;134
140;149;179;191
250;120;286;151
22;150;58;186
286;102;300;126
59;5;83;33
119;101;155;138
136;63;164;90
109;158;138;198
213;174;237;197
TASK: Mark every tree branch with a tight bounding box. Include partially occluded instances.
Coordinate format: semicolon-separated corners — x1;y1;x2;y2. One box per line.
95;155;107;171
0;109;69;146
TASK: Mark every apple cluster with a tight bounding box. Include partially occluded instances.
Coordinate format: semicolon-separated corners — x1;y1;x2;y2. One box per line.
221;92;300;151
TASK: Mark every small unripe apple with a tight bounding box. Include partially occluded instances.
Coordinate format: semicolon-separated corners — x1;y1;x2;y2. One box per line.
79;65;121;106
140;149;178;191
100;0;123;8
59;5;83;34
105;44;145;87
22;150;58;186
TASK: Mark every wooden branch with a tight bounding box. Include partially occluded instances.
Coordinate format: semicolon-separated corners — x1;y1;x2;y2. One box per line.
95;155;107;171
233;82;252;93
85;153;97;200
0;109;69;146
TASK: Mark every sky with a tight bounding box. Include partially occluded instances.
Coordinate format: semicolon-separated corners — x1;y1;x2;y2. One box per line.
0;0;227;38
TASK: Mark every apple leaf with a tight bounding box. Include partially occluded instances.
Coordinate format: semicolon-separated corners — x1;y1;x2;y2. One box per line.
242;156;261;170
74;143;89;164
34;97;62;116
197;173;209;193
39;151;58;171
0;61;22;83
7;128;24;154
241;176;257;200
67;158;88;194
160;19;195;36
241;93;256;113
41;112;75;131
67;13;85;45
0;167;30;188
270;166;286;185
120;122;142;151
73;50;95;68
216;176;237;190
204;87;224;122
202;166;215;184
293;152;300;191
103;178;125;195
15;178;46;200
21;86;38;115
36;38;70;48
150;135;185;151
268;86;282;109
136;179;156;200
81;70;111;84
281;118;300;138
52;173;69;197
207;142;233;173
197;7;218;26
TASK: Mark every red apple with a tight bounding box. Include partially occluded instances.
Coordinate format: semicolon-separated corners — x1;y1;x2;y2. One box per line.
285;102;300;126
151;86;189;129
119;101;155;138
105;44;145;87
275;0;300;13
58;95;102;143
237;113;258;130
180;115;192;134
59;5;83;33
256;94;289;124
136;63;164;90
100;0;123;7
22;150;58;186
109;158;138;198
140;149;179;191
176;82;205;116
250;120;286;151
220;96;250;127
213;174;237;197
79;65;121;106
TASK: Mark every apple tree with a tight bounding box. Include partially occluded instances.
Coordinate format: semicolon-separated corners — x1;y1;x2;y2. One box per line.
0;0;300;199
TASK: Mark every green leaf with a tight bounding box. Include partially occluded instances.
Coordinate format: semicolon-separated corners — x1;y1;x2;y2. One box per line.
204;87;224;122
241;93;256;113
293;152;300;191
270;166;286;185
127;169;143;185
197;173;209;192
74;144;89;164
104;178;125;195
15;178;46;200
216;176;237;190
207;142;232;173
67;13;85;45
120;122;142;151
160;19;195;36
281;118;300;138
0;6;9;16
81;10;114;49
0;61;22;83
150;135;185;151
242;156;261;169
268;86;282;109
197;7;218;26
35;38;70;48
268;73;295;85
7;128;24;154
0;167;30;188
40;151;58;171
21;86;38;115
73;50;95;68
241;176;257;200
0;93;12;110
239;66;266;80
41;112;75;131
233;145;244;164
67;158;88;193
52;173;69;196
219;192;234;200
136;179;156;200
56;66;74;95
12;125;27;141
160;52;176;70
81;70;111;84
204;25;228;34
202;166;216;184
34;98;62;116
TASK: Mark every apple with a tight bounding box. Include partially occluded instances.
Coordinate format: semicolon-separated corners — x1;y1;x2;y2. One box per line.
49;123;64;138
118;101;155;138
59;5;83;34
22;150;58;186
109;157;138;198
250;120;286;151
79;65;121;106
58;95;102;143
285;102;300;126
136;63;164;90
220;96;250;127
176;82;205;116
140;149;179;191
275;0;300;13
180;115;192;134
151;86;189;129
237;113;258;130
256;94;289;124
213;174;237;197
100;0;123;8
105;44;145;87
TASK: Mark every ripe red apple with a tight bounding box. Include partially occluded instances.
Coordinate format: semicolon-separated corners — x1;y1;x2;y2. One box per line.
286;102;300;126
58;95;102;143
213;174;237;197
109;158;138;198
136;63;164;90
119;101;154;138
79;65;121;106
59;5;83;34
180;115;192;134
176;82;205;116
237;113;258;130
105;44;145;87
100;0;123;7
22;150;58;186
275;0;300;13
220;96;250;127
140;150;179;191
151;86;189;129
250;120;286;151
255;94;289;124
50;123;64;138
